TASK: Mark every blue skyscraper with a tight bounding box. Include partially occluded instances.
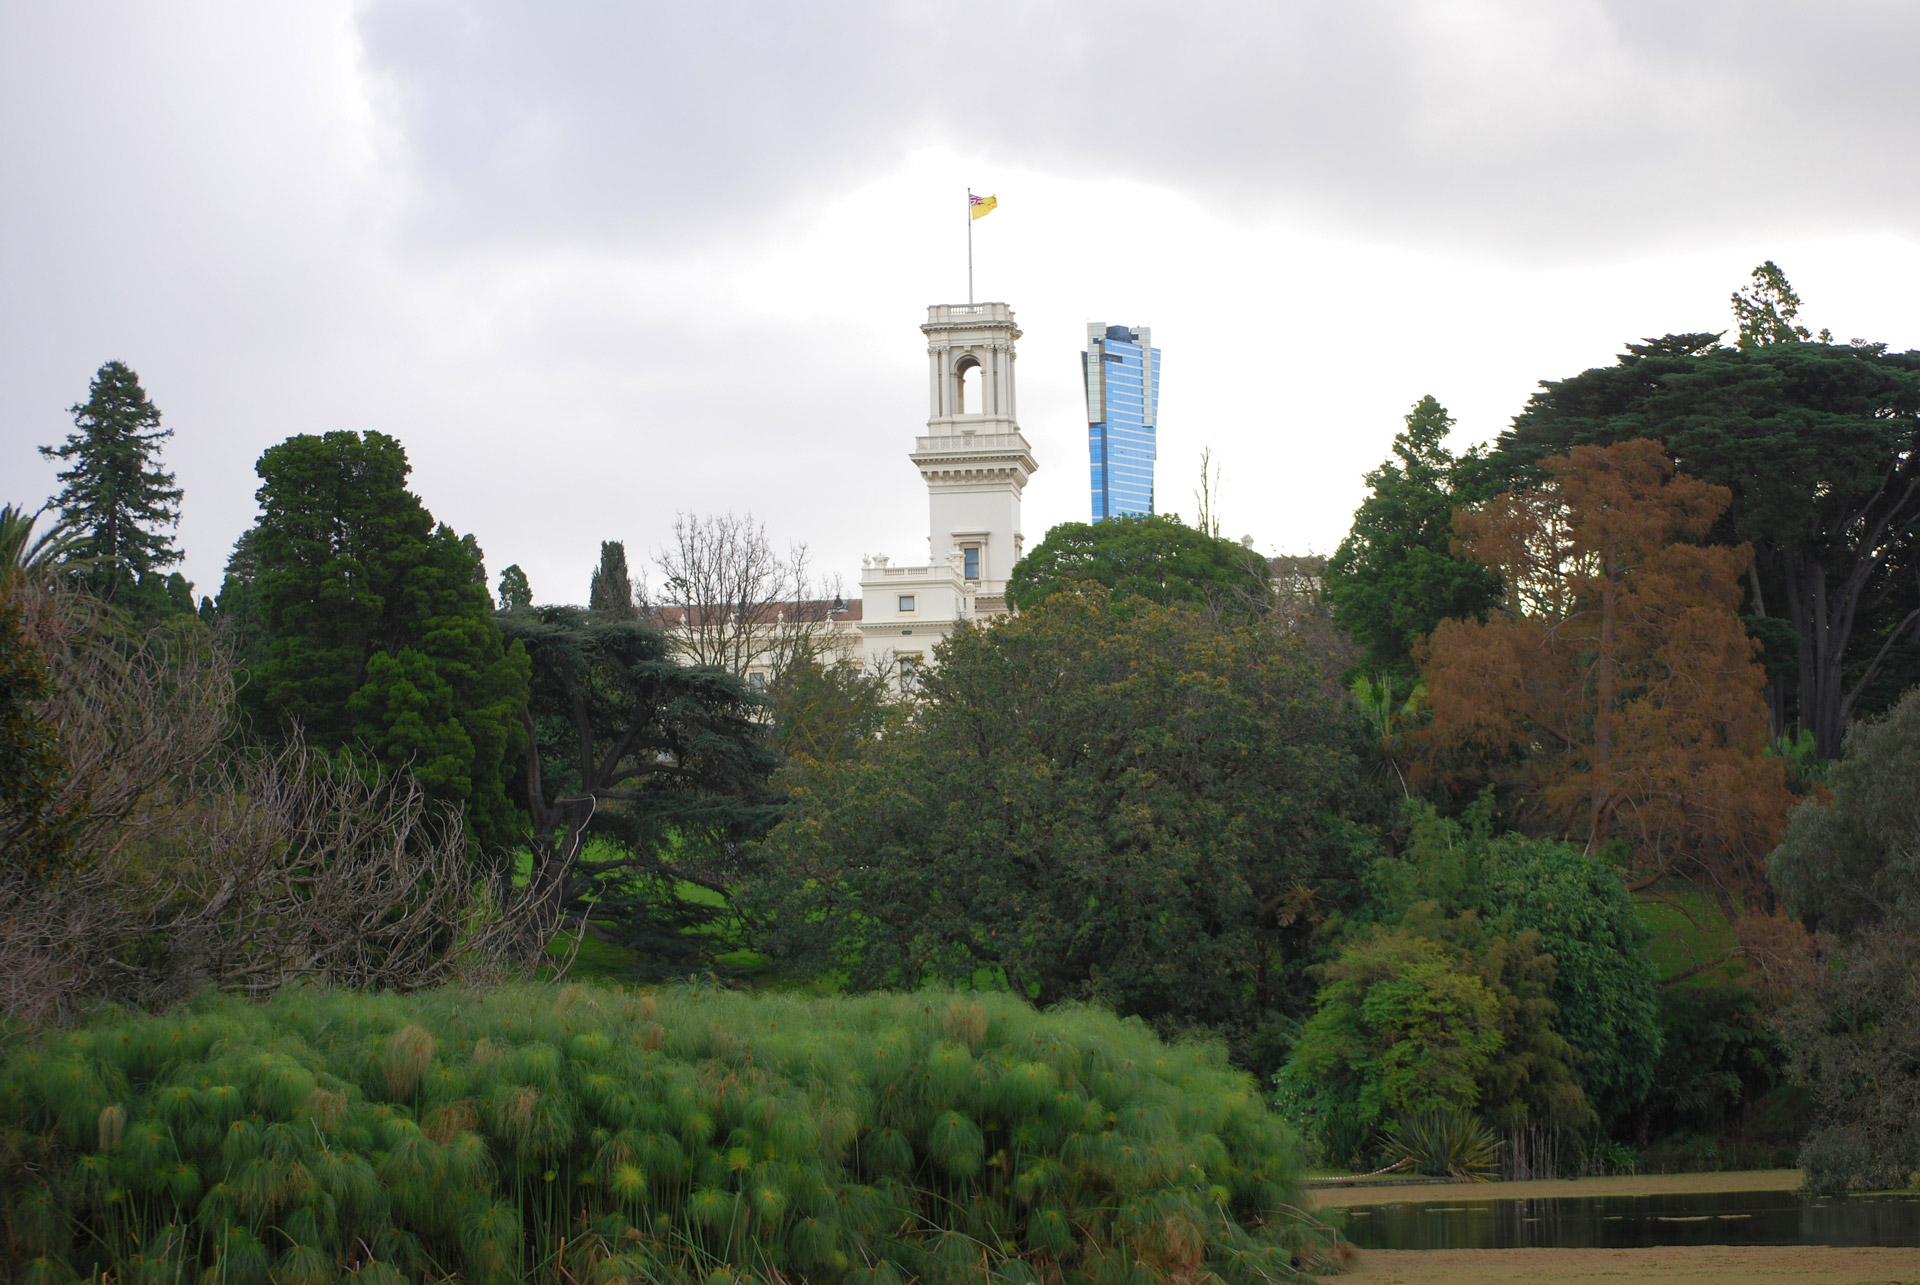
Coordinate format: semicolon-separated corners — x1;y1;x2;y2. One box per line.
1082;322;1160;521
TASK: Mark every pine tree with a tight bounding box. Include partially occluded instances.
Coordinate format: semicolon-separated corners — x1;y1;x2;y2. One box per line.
40;362;184;607
1731;260;1812;348
1324;396;1503;682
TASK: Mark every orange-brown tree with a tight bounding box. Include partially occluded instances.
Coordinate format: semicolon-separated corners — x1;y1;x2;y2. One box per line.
1416;439;1791;905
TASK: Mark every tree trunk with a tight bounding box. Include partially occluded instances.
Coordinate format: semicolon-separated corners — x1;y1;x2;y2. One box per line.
1783;546;1864;760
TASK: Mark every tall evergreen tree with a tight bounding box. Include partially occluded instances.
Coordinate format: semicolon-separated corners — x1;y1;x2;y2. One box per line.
232;430;530;855
588;540;636;620
40;361;187;612
504;607;780;968
497;563;533;613
1731;260;1813;349
1324;396;1503;683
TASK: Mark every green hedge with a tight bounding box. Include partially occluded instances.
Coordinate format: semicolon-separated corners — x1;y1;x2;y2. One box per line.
0;984;1326;1284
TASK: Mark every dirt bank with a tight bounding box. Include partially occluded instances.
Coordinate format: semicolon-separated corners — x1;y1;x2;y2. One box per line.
1341;1244;1920;1283
1310;1168;1804;1209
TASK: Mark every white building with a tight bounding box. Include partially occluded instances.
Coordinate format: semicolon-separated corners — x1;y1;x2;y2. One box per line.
857;302;1039;688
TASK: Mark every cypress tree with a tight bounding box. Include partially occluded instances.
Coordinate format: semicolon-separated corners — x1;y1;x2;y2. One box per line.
588;541;636;620
40;362;186;611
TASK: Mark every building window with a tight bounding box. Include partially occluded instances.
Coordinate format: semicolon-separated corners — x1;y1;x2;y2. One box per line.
898;594;915;612
963;546;980;580
899;656;920;693
747;672;766;694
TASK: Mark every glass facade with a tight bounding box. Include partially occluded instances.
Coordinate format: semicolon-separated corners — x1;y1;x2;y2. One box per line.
1083;323;1160;521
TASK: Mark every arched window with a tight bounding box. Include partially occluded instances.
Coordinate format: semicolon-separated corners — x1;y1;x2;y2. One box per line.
956;355;983;415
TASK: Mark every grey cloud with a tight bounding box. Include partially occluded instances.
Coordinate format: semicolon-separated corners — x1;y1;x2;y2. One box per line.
360;0;1920;260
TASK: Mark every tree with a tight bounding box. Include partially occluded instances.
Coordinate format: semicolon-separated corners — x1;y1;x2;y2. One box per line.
1;577;522;1025
1276;930;1505;1163
1324;396;1503;683
0;504;80;592
768;657;895;763
651;511;831;681
1006;513;1271;617
742;588;1373;1039
0;594;75;878
1194;446;1224;537
235;431;530;854
1418;439;1793;905
588;540;636;620
1372;805;1661;1127
502;607;781;966
1499;274;1920;757
1732;260;1813;349
497;563;533;613
1770;685;1920;933
1767;690;1920;1190
39;361;189;614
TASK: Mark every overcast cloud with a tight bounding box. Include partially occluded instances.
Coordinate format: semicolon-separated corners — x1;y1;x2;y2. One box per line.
6;1;1920;603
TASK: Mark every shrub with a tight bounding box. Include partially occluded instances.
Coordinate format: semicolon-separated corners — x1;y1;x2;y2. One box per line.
0;984;1329;1283
1382;1109;1501;1180
1374;804;1662;1126
1275;930;1503;1166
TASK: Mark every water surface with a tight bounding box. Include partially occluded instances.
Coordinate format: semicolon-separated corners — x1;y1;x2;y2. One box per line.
1340;1188;1920;1250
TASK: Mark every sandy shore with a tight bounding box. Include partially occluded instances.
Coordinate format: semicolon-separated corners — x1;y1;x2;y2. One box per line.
1340;1244;1920;1283
1310;1168;1805;1209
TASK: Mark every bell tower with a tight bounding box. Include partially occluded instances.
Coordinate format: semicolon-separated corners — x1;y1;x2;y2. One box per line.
912;302;1038;611
856;302;1039;683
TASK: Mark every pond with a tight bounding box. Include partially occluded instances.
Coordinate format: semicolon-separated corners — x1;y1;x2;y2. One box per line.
1338;1188;1920;1250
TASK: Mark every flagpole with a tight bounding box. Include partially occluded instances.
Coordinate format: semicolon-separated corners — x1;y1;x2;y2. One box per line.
966;188;974;304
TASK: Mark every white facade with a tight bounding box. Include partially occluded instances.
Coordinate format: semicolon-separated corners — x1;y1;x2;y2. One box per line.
858;302;1038;685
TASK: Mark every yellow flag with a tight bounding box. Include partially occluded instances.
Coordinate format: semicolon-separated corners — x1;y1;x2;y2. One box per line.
970;194;998;220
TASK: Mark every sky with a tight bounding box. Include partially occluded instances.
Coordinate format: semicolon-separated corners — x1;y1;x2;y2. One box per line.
7;1;1920;605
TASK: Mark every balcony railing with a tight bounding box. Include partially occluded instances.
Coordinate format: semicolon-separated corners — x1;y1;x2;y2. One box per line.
913;433;1032;455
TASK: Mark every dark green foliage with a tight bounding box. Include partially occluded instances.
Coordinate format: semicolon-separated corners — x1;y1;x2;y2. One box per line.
1324;396;1503;683
768;657;895;763
497;564;532;614
1498;328;1920;756
1373;805;1662;1126
743;588;1374;1039
1006;514;1270;617
1732;260;1812;349
39;361;189;617
233;431;530;854
1641;981;1786;1151
0;984;1329;1283
588;541;636;621
0;596;76;876
503;608;781;970
1780;924;1920;1193
1769;686;1920;1191
1770;685;1920;933
208;529;269;673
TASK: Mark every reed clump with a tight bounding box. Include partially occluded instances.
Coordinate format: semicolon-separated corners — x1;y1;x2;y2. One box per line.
0;984;1329;1284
